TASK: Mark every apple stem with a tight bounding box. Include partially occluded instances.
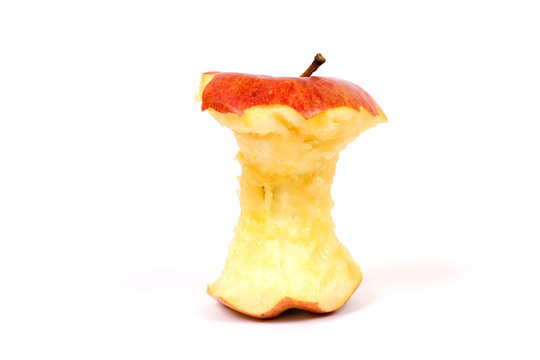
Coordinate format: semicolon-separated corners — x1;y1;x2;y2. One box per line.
300;53;326;77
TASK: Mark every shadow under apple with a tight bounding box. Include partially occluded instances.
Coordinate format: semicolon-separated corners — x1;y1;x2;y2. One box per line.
200;260;465;322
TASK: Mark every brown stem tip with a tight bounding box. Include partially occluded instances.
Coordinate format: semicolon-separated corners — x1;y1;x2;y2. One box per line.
300;53;326;77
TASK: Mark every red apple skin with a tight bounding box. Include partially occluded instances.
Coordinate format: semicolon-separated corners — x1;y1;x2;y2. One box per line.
208;289;325;319
201;72;381;118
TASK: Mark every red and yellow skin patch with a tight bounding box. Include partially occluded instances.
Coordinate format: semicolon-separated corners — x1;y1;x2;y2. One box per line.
200;72;382;118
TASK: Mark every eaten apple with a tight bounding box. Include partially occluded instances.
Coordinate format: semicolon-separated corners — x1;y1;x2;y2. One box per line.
196;54;387;318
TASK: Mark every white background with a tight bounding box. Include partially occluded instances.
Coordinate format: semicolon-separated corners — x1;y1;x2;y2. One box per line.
1;0;539;359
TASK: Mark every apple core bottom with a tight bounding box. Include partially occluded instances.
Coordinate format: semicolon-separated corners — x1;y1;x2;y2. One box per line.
207;156;363;318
